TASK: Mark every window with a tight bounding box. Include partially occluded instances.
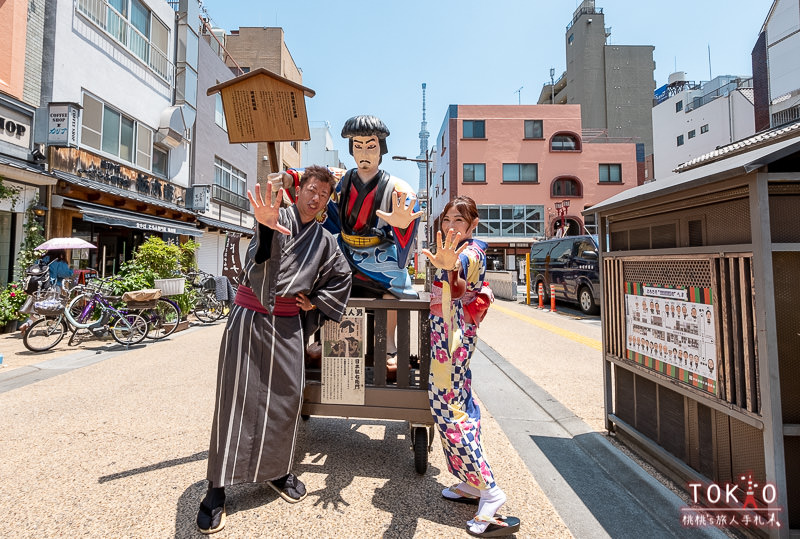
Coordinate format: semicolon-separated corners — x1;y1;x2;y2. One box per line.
550;132;581;151
463;120;485;138
463;163;486;183
568;33;574;45
688;129;696;139
152;147;168;177
700;124;709;134
675;101;683;113
214;93;227;131
549;240;574;262
76;0;172;82
291;141;299;152
214;157;247;197
82;93;152;169
551;177;582;197
477;205;544;238
599;164;622;183
524;120;543;139
502;163;538;182
677;134;684;146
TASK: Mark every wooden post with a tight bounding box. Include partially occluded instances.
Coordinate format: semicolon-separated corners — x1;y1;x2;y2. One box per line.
267;141;279;174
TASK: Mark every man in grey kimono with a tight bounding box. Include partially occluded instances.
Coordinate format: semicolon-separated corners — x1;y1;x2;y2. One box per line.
197;166;352;534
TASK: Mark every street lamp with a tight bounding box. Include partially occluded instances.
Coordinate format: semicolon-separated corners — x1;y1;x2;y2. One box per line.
554;199;570;237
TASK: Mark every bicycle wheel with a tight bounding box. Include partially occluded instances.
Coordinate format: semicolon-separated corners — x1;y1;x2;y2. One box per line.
23;317;67;352
65;294;101;328
194;294;218;323
144;298;181;340
110;314;148;346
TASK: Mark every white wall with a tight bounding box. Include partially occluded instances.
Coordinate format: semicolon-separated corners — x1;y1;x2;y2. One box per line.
652;90;754;180
50;0;188;186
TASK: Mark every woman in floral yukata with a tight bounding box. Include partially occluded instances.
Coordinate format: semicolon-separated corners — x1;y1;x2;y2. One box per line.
421;196;520;537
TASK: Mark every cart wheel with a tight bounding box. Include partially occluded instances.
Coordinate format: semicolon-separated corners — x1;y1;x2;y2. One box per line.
301;414;310;421
413;426;428;475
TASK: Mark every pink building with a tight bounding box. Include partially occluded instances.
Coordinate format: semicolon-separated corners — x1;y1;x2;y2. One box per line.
429;104;638;273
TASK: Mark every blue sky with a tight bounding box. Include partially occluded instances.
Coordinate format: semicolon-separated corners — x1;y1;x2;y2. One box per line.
201;0;772;191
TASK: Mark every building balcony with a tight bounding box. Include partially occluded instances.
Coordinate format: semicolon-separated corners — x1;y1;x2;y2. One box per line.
211;184;250;212
76;0;174;84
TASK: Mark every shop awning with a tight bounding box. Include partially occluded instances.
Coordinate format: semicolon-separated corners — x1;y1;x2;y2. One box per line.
69;199;203;237
0;156;57;186
197;215;254;237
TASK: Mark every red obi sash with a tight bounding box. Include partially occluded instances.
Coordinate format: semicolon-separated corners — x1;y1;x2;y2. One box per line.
234;285;300;316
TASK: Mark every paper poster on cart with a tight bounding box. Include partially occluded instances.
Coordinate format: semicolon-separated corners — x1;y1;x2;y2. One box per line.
321;306;366;405
624;282;717;395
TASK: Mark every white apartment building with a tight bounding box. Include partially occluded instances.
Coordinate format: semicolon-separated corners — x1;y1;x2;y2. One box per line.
652;74;755;180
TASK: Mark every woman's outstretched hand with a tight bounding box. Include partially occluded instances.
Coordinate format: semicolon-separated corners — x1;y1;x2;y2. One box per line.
421;229;468;270
248;181;291;235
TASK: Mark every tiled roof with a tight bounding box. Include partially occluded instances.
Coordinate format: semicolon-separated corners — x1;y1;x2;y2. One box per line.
675;120;800;172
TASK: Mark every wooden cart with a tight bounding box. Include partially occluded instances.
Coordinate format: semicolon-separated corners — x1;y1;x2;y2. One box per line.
302;294;435;473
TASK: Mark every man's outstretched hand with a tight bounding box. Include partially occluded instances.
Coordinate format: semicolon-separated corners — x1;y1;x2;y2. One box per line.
375;191;425;229
248;181;291;235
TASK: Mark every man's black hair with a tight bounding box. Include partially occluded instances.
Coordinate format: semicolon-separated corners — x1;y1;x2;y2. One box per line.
341;115;389;156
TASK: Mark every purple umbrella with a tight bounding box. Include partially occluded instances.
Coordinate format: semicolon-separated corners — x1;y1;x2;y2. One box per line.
35;237;97;250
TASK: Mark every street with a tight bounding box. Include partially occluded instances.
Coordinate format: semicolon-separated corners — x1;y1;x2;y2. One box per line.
0;300;725;538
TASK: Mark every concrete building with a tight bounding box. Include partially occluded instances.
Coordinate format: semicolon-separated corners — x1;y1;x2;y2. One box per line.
430;104;638;276
0;0;57;286
39;0;202;276
221;27;304;180
752;0;800;130
301;121;343;170
652;74;755;180
190;21;258;277
538;0;655;183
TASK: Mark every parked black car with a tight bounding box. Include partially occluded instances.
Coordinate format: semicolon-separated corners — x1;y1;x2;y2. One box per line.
529;235;600;315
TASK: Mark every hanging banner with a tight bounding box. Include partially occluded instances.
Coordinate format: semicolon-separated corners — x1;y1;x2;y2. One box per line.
222;233;242;286
624;282;717;395
321;306;366;405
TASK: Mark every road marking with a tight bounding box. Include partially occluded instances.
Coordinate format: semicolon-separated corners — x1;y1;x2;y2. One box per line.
490;303;602;351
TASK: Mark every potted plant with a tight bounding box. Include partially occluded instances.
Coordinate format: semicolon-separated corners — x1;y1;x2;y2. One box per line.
0;282;27;332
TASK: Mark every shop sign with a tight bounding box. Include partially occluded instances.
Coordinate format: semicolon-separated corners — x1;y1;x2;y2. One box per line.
186;185;210;212
0;104;32;148
134;221;182;234
50;147;186;206
47;103;80;147
222;232;242;285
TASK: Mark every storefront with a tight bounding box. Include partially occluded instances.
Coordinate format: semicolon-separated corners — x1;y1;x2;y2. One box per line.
0;96;57;287
195;215;253;281
48;147;200;274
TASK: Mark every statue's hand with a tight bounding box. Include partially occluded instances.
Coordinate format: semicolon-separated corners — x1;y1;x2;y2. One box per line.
375;191;425;229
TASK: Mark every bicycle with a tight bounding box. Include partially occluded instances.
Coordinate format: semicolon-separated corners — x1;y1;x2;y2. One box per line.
22;290;69;352
63;280;149;346
140;297;181;339
185;270;225;323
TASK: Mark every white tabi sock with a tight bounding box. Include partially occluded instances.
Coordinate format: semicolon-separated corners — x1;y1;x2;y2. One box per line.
468;486;506;534
442;481;480;499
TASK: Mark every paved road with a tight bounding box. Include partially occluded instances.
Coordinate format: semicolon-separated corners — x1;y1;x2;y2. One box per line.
0;300;728;538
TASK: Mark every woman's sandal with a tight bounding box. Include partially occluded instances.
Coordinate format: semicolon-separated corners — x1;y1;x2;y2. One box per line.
466;514;521;537
196;503;226;535
441;484;480;505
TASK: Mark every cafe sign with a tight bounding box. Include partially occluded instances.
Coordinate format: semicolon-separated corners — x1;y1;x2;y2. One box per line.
47;103;81;147
50;147;186;206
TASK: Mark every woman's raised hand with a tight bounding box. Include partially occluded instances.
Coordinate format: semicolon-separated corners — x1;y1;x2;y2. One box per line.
247;181;291;235
421;228;468;270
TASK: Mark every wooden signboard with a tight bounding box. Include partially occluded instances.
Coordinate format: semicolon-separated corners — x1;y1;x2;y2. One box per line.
206;68;315;172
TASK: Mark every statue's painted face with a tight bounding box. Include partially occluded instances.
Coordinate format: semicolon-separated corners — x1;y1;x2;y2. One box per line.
352;135;381;172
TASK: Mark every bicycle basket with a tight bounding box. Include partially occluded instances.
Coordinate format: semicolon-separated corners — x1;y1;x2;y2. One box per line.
122;289;162;303
154;278;185;296
33;299;65;316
